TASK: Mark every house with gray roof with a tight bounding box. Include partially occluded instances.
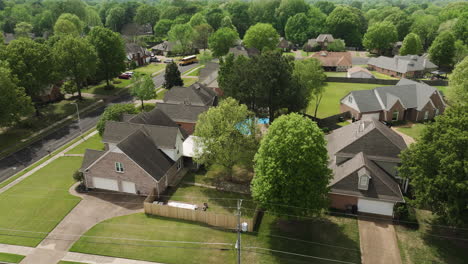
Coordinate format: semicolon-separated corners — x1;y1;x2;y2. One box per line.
326;119;407;217
368;54;437;78
151;40;176;56
80;108;190;197
198;62;223;96
340;79;446;122
305;34;336;50
228;45;260;58
126;42;151;66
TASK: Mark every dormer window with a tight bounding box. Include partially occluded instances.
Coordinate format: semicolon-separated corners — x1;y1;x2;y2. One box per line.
358;168;371;191
348;96;353;103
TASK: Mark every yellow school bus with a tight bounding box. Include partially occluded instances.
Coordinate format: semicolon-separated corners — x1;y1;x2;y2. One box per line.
179;55;198;66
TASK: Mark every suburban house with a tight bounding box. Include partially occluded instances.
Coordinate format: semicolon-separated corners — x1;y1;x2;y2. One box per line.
229;45;260;58
347;66;375;79
367;54;437;78
306;34;336;50
278;37;292;51
158;83;218;134
340;79;446;122
151;40;176;56
326;119;407;217
311;51;352;72
125;42;151;66
80;108;190;196
392;41;403;56
120;23;152;40
198;62;223;96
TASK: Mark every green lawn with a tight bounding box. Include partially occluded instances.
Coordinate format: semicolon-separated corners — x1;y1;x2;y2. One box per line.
396;123;427;140
0;156;82;246
282;52;295;57
396;210;468;264
370;71;399;80
435;85;451;96
155;88;167;100
183;77;198;87
58;261;88;264
337;121;351;127
136;103;156;112
0;98;97;155
306;82;388;119
0;252;25;263
133;63;166;76
66;133;104;155
185;65;204;77
325;71;347;77
82;78;132;96
70;212;360;264
300;50;312;57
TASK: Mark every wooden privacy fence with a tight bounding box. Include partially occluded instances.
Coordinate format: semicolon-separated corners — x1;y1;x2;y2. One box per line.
326;77;449;86
144;190;257;232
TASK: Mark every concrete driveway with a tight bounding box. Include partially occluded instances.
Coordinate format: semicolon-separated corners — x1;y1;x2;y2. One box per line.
358;218;402;264
20;185;145;264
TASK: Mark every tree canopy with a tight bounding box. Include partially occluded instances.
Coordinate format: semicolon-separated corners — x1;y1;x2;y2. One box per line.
168;23;194;54
326;5;364;47
285;13;311;46
363;21;398;55
293;58;326;118
131;75;156;109
448;56;468;105
97;103;137;135
399;33;423;56
429;31;456;68
208;27;239;57
243;23;279;52
163;62;183;89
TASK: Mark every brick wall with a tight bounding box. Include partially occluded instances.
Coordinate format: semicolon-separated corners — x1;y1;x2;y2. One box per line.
177;122;196;135
329;193;358;210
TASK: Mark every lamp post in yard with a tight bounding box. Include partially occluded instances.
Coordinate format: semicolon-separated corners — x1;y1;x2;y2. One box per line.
72;102;83;138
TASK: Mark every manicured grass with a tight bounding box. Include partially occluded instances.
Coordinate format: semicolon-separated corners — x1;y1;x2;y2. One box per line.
435;85;451;96
0;98;97;154
325;71;347;77
282;52;295;57
0;252;25;263
136;103;156;112
396;123;426;140
58;261;88;264
396;210;468;264
306;82;388;119
185;65;204;77
155;88;167;100
183;77;198;87
0;156;82;246
169;184;255;217
337;121;351;127
370;71;399;80
82;78;132;96
70;213;360;264
133;63;166;76
301;50;312;57
66;133;104;155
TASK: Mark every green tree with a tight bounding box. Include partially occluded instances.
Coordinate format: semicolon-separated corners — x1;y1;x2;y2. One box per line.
399;105;468;226
54;13;83;36
194;97;258;178
192;23;213;50
84;6;103;28
60;80;77;96
293;58;326;118
205;8;225;30
131;75;156;109
243;23;279;52
399;33;423;55
411;15;439;49
135;4;159;33
453;12;468;44
454;40;468;65
326;5;364;47
53;35;97;99
106;6;126;32
14;22;32;38
285;13;310;46
168;23;194;54
163;62;183;89
307;6;327;37
5;38;57;115
32;10;55;35
327;39;346;52
208;27;239;57
154;19;173;38
97;103;137;135
275;0;309;35
315;1;336;15
220;16;236;31
429;31;456;68
0;63;33;126
88;26;126;88
448;57;468;105
248;0;279;26
226;1;251;38
384;10;413;41
251;113;332;216
363;21;398;55
189;13;207;27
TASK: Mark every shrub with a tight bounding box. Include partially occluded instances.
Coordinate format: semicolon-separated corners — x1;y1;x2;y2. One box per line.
96;103;137;135
73;170;84;182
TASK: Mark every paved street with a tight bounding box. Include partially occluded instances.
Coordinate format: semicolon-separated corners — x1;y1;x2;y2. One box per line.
0;62;199;185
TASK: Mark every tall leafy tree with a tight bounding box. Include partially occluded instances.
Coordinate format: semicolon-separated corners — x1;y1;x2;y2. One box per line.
251;113;332;216
189;13;207;27
134;4;159;33
411;15;439;49
429;31;456;68
163;62;183;89
0;62;33;126
399;33;423;55
208;27;239;57
153;19;173;38
293;58;326;118
454;40;468;65
105;6;126;32
447;57;468;106
84;6;103;28
131;75;156;109
97;104;137;135
275;0;309;35
226;1;251;38
5;38;57;115
453;12;468;44
220;16;236;31
384;10;413;41
307;6;327;37
205;8;224;31
54;13;83;36
399;105;468;226
285;13;311;46
14;22;33;38
248;0;280;26
315;1;336;15
88;26;126;88
326;5;364;47
363;21;398;55
168;23;194;54
192;23;213;50
194;97;258;178
53;35;97;99
243;23;279;52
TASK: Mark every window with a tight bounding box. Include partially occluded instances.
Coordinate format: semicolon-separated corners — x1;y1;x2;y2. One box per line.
359;176;368;186
177;159;183;171
424;111;429;120
392;110;399;121
115;162;124;173
348;96;353;103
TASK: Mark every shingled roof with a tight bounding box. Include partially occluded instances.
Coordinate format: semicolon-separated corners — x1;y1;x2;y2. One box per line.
80;149;105;172
229;45;260;58
157;103;209;123
312;51;352;67
368;54;437;74
163;83;217;106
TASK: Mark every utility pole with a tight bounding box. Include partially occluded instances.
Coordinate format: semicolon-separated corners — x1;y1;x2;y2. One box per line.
236;199;243;264
72;102;83;138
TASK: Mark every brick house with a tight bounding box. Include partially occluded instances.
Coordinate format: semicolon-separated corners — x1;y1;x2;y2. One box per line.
340;79;446;122
306;34;336;50
80;108;190;197
367;55;437;78
311;51;352;72
326;119;407;217
126;42;151;66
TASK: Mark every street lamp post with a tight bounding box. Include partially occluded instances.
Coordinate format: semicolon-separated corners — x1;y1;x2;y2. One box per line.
73;102;82;138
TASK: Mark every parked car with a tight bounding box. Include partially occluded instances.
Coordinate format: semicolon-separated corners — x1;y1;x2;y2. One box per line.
118;71;134;79
164;58;174;63
150;57;161;63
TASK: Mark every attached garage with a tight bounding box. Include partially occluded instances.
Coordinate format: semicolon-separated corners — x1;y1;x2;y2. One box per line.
122;181;137;194
93;177;119;192
358;198;395;216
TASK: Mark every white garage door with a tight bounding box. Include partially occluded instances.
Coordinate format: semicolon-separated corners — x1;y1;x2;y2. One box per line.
93;177;119;191
358;198;394;216
122;181;136;194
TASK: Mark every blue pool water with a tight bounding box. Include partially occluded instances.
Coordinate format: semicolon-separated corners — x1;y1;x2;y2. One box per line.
236;118;270;135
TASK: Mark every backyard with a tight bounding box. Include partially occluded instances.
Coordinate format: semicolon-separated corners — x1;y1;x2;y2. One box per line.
396;123;427;141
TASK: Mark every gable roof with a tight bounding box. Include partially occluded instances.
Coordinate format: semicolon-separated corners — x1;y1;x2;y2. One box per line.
80;149;105;172
348;66;372;75
316;34;335;42
311;51;352;67
128;108;179;128
157;103;209;123
229;45;260;57
117;130;174;181
199;62;219;88
151;40;176;52
368;54;437;73
125;42;150;57
163;83;217;106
